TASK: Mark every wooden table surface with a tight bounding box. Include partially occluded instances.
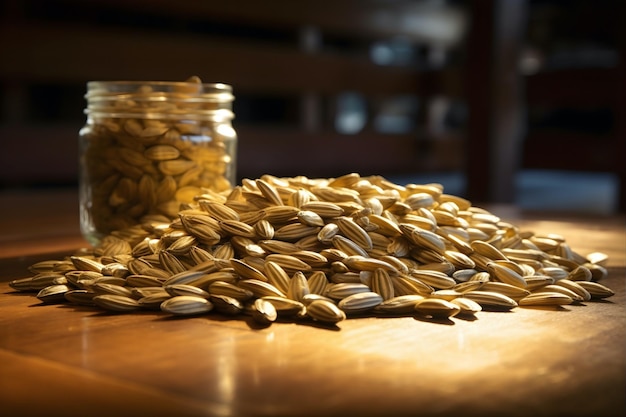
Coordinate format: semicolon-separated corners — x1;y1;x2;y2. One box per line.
1;188;624;417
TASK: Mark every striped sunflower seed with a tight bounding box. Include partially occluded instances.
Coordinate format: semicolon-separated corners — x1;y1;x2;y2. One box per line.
370;268;395;300
261;205;300;223
373;294;425;314
131;287;170;299
70;256;104;273
338;291;383;314
392;275;434;296
451;297;482;316
220;220;257;239
138;293;173;309
273;223;320;241
164;284;210;299
253;219;275;240
487;262;528;289
93;294;141;312
230;258;268;282
126;274;165;288
336;217;373;250
287;271;310;302
553;279;591;302
92;282;133;298
453;280;485;293
523;275;556;291
519;292;573;306
538;285;584;303
209;281;254;301
261;296;306;317
209;294;244;315
409;270;456;290
307;270;329;295
258;239;300;254
326;282;371;300
64;289;97;306
414;298;461;318
37;284;71;303
463;291;518;310
163;270;210;286
251;298;278;325
160;295;214;315
297;210;325;227
300;201;344;218
343;256;399;275
264;254;312;273
306;299;346;324
567;265;593;282
238;279;286;298
198;200;240;221
430;289;463;301
331;235;369;258
480;281;531;301
576;281;615;299
256;179;284;206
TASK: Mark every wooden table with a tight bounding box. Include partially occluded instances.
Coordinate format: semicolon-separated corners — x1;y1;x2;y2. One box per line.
1;188;624;417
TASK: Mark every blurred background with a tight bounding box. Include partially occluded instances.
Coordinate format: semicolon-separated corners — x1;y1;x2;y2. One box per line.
0;0;623;214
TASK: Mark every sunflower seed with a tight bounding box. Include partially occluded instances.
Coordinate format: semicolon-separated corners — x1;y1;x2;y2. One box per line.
480;281;531;301
373;294;425;314
209;281;254;301
36;284;71;303
487;262;528;289
538;285;584;303
230;258;268;281
164;284;210;299
251;298;278;325
160;295;213;315
338;291;383;313
92;282;133;297
261;296;306;317
336;217;373;250
370;268;395;300
463;291;518;310
64;289;97;306
138;293;173;309
576;281;615;299
209;294;244;315
238;279;286;298
414;298;461;318
553;279;591;301
93;294;141;312
519;292;573;306
306;299;346;324
451;297;482;316
264;254;312;273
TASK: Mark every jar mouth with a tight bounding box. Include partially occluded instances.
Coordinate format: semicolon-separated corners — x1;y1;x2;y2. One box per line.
84;80;234;120
85;81;234;102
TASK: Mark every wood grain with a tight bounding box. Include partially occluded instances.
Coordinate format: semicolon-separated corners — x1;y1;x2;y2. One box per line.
0;189;624;417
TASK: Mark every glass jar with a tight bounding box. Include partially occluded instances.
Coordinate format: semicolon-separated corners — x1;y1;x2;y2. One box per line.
79;79;237;245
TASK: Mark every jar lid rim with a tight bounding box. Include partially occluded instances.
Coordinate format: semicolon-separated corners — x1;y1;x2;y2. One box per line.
87;80;231;89
85;81;234;101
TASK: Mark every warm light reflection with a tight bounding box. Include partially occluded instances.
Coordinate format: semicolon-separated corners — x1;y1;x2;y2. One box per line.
214;336;236;415
80;318;91;368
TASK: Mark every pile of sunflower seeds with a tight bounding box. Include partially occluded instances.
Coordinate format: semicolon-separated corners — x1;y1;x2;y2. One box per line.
10;173;615;326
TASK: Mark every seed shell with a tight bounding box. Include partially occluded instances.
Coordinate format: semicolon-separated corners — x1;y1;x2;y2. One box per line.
93;294;142;312
160;296;214;315
338;291;383;314
414;298;461;318
306;299;346;324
